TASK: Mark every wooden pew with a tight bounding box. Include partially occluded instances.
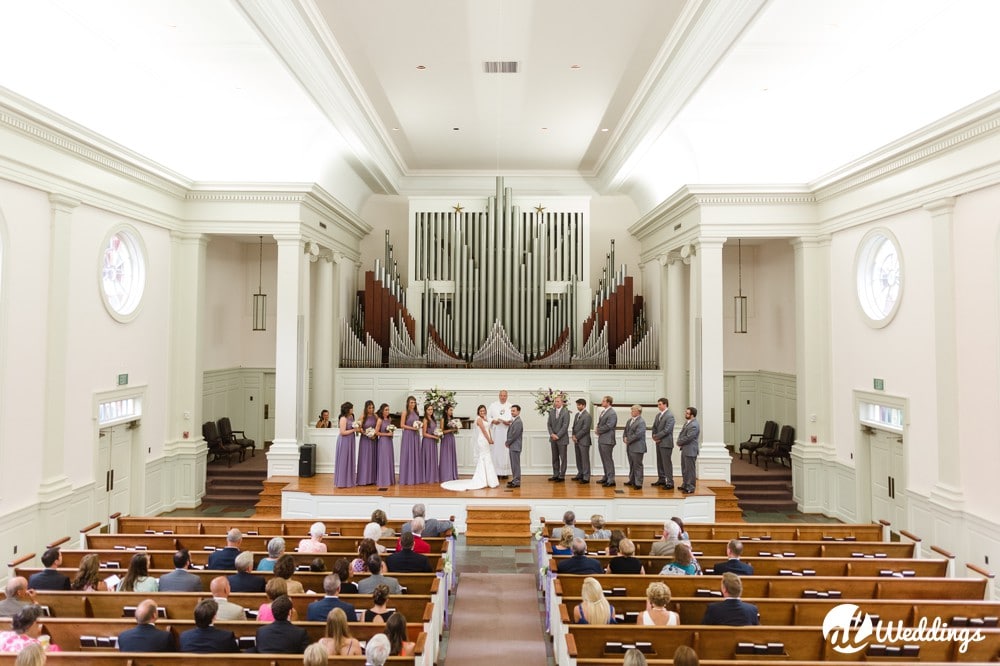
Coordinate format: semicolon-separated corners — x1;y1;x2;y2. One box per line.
83;533;449;554
113;516;451;538
545;520;884;542
550;555;949;577
568;538;916;559
0;654;417;666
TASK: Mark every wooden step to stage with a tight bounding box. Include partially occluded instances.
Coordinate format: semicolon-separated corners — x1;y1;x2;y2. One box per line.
464;504;532;546
254;477;293;518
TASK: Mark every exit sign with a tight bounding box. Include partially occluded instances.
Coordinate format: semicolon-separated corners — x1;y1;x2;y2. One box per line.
873;378;884;391
117;373;128;386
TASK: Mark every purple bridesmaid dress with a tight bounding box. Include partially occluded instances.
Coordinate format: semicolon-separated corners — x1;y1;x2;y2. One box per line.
356;413;378;485
421;418;440;483
375;418;396;487
398;411;421;485
334;418;356;488
438;423;458;482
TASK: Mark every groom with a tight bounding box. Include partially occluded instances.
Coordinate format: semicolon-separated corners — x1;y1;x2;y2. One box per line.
505;405;523;488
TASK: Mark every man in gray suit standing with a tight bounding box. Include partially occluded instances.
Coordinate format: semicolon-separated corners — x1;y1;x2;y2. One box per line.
570;398;593;483
596;396;619;487
651;397;676;490
547;395;570;482
505;405;523;488
677;406;701;493
623;404;648;489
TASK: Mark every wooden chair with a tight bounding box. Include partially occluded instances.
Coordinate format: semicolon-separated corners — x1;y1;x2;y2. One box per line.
217;416;256;458
740;420;778;461
202;421;242;467
759;424;795;470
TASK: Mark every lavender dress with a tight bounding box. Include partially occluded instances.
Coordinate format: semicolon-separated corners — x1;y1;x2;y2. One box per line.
421;418;440;484
356;413;378;486
375;417;396;487
398;411;422;485
334;417;356;488
438;421;458;482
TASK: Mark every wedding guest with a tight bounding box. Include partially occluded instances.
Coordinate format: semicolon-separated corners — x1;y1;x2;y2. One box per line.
660;542;701;576
356;400;378;486
71;553;108;591
334;403;358;488
573;577;615;625
333;558;357;595
673;645;700;665
385;613;414;657
363;522;387;554
398;396;422;485
351;539;379;574
257;537;285;571
119;553;158;592
420;404;440;483
273;554;305;594
588;514;611;540
14;643;46;666
298;522;328;554
371;509;396;538
304;643;329;666
552;531;574;556
364;584;394;624
641;582;679;625
608;529;626;556
318;608;362;656
607;538;645;574
438;405;459;482
374;403;396;487
0;606;58;653
315;410;332;429
623;648;648;666
256;577;288;623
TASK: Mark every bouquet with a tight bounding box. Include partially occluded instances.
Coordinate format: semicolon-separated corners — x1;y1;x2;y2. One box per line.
351;420;362;430
386;424;397;434
421;387;457;419
533;388;568;417
364;427;376;438
447;419;462;430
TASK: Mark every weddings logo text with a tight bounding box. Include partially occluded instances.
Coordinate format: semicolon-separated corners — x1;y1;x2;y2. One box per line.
821;603;985;654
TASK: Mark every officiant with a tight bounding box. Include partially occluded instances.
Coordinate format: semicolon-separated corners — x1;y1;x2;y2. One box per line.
487;389;513;479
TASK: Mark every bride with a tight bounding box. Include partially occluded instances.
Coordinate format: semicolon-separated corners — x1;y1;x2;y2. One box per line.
441;404;500;491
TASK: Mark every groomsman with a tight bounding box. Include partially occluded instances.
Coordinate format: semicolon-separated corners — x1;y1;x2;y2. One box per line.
651;398;676;490
595;396;618;487
547;396;570;481
677;406;701;493
505;405;523;488
622;404;647;489
570;398;593;483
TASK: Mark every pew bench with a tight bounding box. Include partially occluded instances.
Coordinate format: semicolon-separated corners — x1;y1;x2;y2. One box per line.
565;538;916;559
0;653;417;666
543;520;885;542
549;555;949;578
113;516;451;538
83;534;449;555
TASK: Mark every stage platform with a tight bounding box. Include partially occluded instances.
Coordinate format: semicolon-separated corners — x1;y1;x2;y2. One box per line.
270;474;735;530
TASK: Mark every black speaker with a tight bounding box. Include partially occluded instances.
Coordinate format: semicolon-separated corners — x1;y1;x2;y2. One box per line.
299;443;316;478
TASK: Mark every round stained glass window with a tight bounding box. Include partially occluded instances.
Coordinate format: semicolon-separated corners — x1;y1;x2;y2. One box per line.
856;229;902;327
99;227;145;321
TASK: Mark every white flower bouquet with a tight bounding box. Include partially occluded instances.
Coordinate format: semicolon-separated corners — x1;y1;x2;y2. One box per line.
364;427;376;438
533;388;568;417
386;424;397;433
447;419;462;430
351;420;362;430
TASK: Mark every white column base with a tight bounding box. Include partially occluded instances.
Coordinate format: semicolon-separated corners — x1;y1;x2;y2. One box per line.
929;481;966;510
37;475;73;504
267;438;302;476
697;442;732;482
162;438;208;509
791;443;833;514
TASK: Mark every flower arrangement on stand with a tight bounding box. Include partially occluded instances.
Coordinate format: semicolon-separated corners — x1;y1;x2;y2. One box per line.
533;388;568;417
421;387;457;419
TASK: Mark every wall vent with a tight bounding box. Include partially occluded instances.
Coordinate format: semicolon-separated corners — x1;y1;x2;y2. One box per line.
483;61;519;74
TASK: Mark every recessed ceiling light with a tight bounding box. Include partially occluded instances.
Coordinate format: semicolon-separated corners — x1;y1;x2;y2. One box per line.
392;127;400;131
541;127;548;131
570;64;581;70
452;127;460;131
600;127;609;132
416;65;427;70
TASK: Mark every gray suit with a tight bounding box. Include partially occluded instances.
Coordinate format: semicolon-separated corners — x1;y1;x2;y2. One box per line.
677;417;701;492
158;568;203;592
0;596;28;617
595;407;618;483
651;408;676;486
357;573;402;595
506;415;523;484
571;409;593;481
547;407;570;479
623;415;647;487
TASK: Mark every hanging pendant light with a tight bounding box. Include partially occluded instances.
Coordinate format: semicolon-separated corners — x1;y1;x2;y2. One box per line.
734;239;747;334
252;236;267;331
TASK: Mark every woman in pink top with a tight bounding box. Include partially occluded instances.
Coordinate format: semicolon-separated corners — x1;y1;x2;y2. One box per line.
256;577;288;623
298;522;328;554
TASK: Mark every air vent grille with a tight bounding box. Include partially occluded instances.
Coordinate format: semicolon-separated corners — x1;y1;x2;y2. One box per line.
483;61;519;74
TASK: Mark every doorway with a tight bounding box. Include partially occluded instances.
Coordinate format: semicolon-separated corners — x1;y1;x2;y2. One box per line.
96;423;133;519
868;427;906;530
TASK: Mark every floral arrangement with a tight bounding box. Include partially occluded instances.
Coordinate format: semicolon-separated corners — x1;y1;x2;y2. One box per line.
386;424;397;433
352;420;362;430
533;526;545;541
421;387;457;418
533;388;568;417
447;418;462;430
364;427;376;438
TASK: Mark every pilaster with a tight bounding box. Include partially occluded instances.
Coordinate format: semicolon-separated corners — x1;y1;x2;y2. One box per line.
313;253;335;419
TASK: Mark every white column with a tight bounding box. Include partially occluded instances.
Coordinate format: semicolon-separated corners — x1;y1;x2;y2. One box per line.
39;194;78;502
665;252;688;410
312;253;334;419
791;236;834;512
924;198;963;507
164;232;209;508
690;237;731;481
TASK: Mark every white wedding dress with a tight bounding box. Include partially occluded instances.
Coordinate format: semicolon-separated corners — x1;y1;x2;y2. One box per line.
441;417;500;491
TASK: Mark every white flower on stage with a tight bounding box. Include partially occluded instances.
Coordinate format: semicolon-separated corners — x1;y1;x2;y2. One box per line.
364;427;376;438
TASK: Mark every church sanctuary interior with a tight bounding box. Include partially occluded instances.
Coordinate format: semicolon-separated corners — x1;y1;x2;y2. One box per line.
3;0;1000;654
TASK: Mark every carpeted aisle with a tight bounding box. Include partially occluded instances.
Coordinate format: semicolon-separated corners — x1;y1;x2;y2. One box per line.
444;573;549;665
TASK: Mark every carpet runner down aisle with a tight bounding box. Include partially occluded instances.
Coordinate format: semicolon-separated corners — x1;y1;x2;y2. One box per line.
443;573;549;665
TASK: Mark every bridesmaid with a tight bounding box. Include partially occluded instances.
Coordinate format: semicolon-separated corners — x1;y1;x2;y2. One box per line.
374;402;396;487
334;402;359;488
420;403;440;483
438;404;458;482
356;400;377;485
398;396;422;485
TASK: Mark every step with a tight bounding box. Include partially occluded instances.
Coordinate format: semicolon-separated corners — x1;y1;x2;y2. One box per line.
206;483;264;495
715;509;745;523
738;499;799;511
737;489;793;500
202;490;261;501
207;472;268;482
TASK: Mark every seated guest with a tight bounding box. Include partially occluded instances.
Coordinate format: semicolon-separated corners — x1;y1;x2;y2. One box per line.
0;606;59;653
641;582;679;625
306;574;356;622
396;517;430;554
550;511;586;540
257;577;288;623
119;553;158;592
178;599;238;653
159;549;202;592
334;558;358;594
674;645;700;666
384;613;414;656
273;554;305;595
71;553;108;592
701;573;760;626
364;522;388;554
371;509;396;538
257;537;285;572
318;607;362;656
623;648;648;666
228;551;266;593
660;542;701;576
401;503;452;537
309;558;326;573
209;576;246;621
13;643;46;666
206;529;242;570
385;532;432;573
117;599;174;652
649;520;682;558
27;548;69;591
607;529;626;556
573;577;615;625
357;555;401;595
366;633;392;665
0;578;34;617
588;514;611;540
254;595;309;654
710;539;754;575
303;642;329;666
671;516;690;541
607;538;645;574
298;522;328;554
350;539;379;574
365;584;394;624
556;538;603;575
551;530;574;556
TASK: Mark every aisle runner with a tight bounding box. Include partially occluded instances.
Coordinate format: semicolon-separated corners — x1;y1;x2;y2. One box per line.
444;573;548;665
